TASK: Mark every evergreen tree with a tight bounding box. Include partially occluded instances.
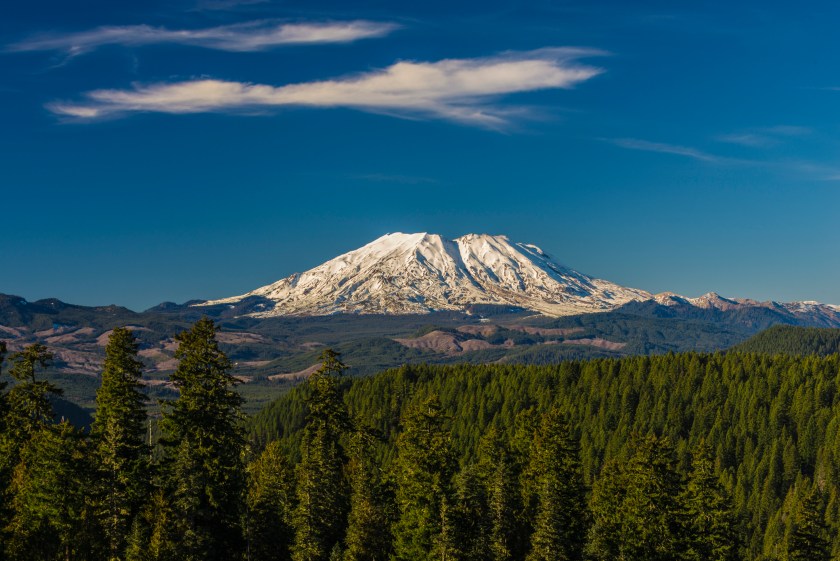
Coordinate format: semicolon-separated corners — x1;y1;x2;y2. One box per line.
4;344;59;445
343;429;394;561
679;442;739;561
292;349;351;561
0;343;61;547
92;327;149;561
391;395;457;561
452;464;491;561
588;434;683;561
246;441;294;561
161;317;246;561
475;429;520;561
4;421;96;561
787;484;830;561
525;408;588;561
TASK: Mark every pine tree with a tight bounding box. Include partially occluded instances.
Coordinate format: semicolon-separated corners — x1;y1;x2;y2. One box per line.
587;434;682;561
787;483;830;561
4;344;60;444
292;349;351;561
343;429;394;561
161;317;246;561
92;327;149;561
525;409;588;561
475;429;519;561
0;343;61;547
391;395;457;561
246;441;294;561
679;442;738;561
4;421;97;561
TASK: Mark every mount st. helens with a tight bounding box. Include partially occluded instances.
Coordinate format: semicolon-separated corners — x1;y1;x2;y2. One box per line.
201;232;840;322
2;232;840;414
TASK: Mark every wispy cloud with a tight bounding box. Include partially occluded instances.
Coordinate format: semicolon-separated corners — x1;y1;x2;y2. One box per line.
8;20;400;55
47;48;605;127
716;125;811;148
604;138;720;162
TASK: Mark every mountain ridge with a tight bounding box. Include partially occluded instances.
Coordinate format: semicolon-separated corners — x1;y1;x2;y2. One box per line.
201;232;840;324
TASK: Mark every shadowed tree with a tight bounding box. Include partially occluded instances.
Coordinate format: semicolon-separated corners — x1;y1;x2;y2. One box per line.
247;441;294;561
391;395;458;561
292;349;352;561
92;327;149;561
161;317;246;561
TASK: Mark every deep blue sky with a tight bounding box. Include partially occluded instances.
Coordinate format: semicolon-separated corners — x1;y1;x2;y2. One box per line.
2;0;839;311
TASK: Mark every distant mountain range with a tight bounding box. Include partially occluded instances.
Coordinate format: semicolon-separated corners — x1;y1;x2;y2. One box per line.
2;232;839;414
200;232;840;325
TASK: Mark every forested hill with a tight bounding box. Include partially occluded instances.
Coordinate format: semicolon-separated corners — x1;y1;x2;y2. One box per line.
253;352;840;560
731;325;840;356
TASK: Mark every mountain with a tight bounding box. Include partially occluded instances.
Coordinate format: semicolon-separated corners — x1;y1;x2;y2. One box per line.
202;232;652;316
201;232;840;325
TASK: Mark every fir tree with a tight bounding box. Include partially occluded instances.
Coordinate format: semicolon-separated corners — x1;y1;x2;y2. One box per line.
92;327;149;561
292;349;351;561
588;434;683;561
525;409;588;561
391;394;457;561
343;429;394;561
161;318;246;561
787;483;830;561
4;343;59;444
679;442;739;561
476;429;520;561
246;441;294;561
4;421;96;561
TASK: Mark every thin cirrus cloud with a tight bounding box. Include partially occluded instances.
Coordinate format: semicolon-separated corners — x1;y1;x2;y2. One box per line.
48;48;605;127
604;138;721;162
7;20;400;55
716;125;812;148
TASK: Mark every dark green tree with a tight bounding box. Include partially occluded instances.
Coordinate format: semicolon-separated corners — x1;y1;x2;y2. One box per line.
525;408;588;561
246;441;294;561
475;429;520;561
4;421;96;561
92;327;149;561
161;317;246;561
679;442;739;561
787;483;830;561
343;429;394;561
588;434;683;561
4;344;59;445
292;349;351;561
391;395;458;561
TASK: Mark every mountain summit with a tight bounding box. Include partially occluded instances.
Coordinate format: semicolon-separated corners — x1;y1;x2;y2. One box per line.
203;232;653;316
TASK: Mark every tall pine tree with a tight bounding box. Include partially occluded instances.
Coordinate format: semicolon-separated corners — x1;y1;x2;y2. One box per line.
292;349;351;561
343;428;395;561
391;394;458;561
787;483;830;561
679;442;739;561
161;317;246;561
92;327;149;561
525;408;588;561
246;441;294;561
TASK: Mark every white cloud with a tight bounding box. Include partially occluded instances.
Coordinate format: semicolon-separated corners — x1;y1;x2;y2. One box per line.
8;20;400;55
605;138;719;162
48;48;605;127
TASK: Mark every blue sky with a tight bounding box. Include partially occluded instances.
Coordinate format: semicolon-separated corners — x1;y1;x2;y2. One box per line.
2;0;839;311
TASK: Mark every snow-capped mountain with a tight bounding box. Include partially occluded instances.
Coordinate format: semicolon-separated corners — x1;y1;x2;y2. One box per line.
202;232;652;316
201;232;840;323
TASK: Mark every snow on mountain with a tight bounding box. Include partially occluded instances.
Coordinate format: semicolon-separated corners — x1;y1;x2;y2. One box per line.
202;232;652;317
200;232;840;324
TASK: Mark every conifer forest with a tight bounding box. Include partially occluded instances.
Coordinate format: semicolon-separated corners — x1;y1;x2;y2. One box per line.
1;318;839;561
